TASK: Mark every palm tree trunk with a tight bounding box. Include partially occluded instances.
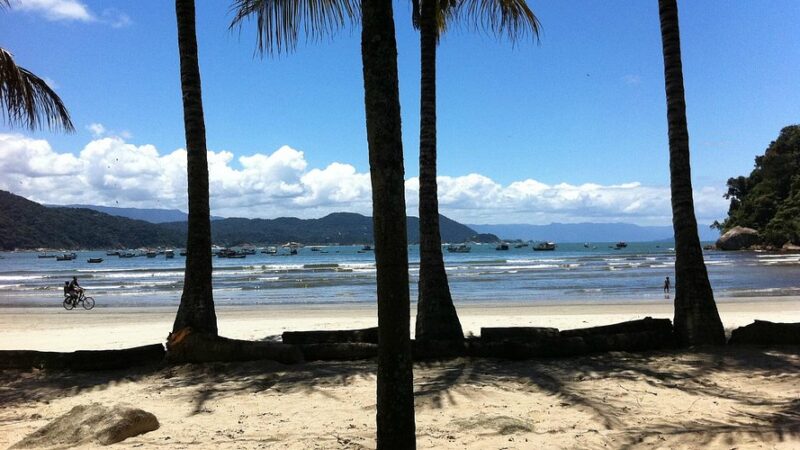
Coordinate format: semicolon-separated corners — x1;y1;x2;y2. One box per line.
415;0;464;343
658;0;724;346
172;0;217;335
360;0;416;447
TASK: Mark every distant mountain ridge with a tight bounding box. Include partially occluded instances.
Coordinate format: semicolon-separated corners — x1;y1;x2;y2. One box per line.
469;222;720;243
2;191;479;249
0;191;184;250
55;204;224;223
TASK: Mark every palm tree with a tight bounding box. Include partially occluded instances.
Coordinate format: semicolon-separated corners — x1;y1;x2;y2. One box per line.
657;0;724;346
230;1;415;445
412;0;539;343
172;0;218;335
0;2;73;132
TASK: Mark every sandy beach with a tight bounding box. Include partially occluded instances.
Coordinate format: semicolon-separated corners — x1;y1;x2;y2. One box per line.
0;296;798;352
1;297;799;449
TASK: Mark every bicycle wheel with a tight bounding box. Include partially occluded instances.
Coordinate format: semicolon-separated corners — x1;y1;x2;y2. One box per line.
63;299;75;310
82;296;95;310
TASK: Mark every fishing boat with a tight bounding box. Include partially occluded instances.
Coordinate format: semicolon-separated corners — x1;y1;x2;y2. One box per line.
262;246;278;255
495;243;509;251
615;241;628;249
106;250;120;256
446;244;471;253
56;253;76;261
38;253;56;258
533;242;556;251
87;258;104;263
514;243;529;248
310;246;322;252
361;245;373;251
165;250;175;259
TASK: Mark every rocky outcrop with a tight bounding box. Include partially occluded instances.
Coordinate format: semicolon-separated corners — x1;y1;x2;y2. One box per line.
11;404;159;448
716;226;759;250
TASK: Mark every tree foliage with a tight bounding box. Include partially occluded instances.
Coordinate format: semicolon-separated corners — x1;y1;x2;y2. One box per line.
722;125;800;246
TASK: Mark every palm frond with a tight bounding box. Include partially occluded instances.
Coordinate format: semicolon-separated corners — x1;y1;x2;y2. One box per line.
0;48;74;132
229;0;360;56
452;0;541;43
0;0;10;9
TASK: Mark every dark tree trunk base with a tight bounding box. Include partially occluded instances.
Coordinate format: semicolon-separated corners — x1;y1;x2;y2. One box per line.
166;327;303;364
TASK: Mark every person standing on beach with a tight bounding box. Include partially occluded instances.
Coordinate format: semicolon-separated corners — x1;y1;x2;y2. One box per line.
664;276;671;295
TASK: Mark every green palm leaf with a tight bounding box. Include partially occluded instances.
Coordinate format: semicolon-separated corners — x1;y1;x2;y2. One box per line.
230;0;359;55
0;48;74;132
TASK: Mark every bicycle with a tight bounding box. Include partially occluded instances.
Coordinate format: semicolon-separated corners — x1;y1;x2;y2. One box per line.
63;291;95;310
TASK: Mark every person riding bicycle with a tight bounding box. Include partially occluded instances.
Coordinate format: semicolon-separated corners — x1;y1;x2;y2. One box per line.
66;277;83;305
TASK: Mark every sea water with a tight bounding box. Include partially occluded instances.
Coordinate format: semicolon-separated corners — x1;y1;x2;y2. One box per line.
1;243;799;308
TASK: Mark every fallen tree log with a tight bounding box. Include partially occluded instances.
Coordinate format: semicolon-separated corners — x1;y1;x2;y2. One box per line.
166;328;303;364
560;317;673;339
282;327;379;345
413;340;468;360
729;320;800;345
0;344;165;371
300;343;378;361
480;327;559;344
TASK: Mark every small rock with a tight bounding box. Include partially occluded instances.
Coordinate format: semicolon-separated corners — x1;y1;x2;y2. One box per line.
11;403;159;448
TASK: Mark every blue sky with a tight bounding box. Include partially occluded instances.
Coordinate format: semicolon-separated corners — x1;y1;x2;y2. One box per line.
1;0;798;225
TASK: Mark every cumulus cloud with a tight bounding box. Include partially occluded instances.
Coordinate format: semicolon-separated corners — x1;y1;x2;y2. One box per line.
13;0;94;22
12;0;131;27
0;133;728;225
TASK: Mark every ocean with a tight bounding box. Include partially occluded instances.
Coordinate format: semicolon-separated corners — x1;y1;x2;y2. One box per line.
1;243;799;308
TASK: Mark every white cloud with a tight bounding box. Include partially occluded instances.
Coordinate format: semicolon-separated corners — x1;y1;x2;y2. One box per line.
0;133;729;225
13;0;94;22
86;123;106;138
12;0;131;27
622;74;642;85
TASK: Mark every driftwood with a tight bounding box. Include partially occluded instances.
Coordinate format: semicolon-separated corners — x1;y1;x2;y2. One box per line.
480;327;560;344
560;317;673;338
729;320;800;346
0;344;165;371
282;327;379;345
300;343;378;361
166;328;303;364
465;318;676;359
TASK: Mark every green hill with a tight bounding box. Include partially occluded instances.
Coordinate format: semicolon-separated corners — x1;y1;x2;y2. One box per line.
720;125;800;246
160;212;478;245
2;191;479;249
0;191;184;250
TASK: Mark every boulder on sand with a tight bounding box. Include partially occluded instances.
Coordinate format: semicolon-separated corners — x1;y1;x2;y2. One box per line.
10;403;159;448
716;226;759;250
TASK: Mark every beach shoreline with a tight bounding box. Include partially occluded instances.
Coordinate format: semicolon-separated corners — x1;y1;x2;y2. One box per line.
1;296;798;351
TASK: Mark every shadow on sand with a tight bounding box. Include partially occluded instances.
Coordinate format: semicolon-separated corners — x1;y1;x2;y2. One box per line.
1;345;798;447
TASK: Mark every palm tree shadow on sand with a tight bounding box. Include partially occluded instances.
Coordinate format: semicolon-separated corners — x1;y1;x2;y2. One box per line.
1;346;797;447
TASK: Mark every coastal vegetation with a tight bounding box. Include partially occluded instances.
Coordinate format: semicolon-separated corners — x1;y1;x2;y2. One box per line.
0;190;184;250
657;0;724;346
719;125;800;247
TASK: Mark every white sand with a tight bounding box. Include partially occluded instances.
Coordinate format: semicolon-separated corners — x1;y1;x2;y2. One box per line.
0;296;798;351
1;297;799;449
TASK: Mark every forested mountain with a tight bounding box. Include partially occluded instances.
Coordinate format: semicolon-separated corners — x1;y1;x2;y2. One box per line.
0;191;184;250
720;125;800;245
161;212;478;246
55;204;224;223
2;191;478;248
